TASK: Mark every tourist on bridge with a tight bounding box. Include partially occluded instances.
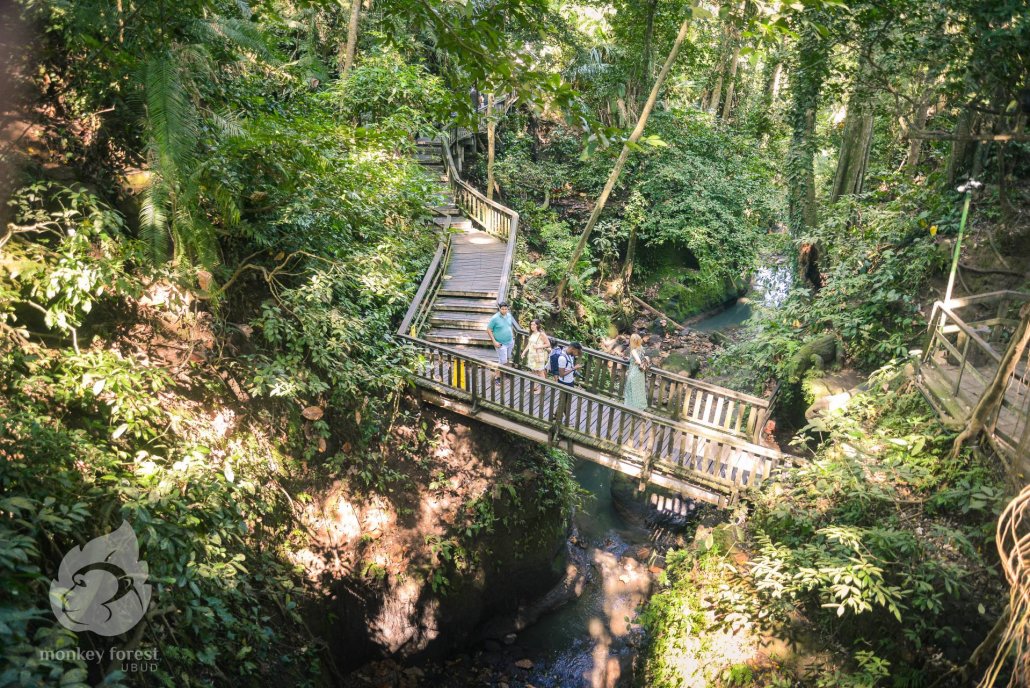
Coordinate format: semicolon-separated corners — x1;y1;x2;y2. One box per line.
525;319;551;392
623;333;650;409
486;301;518;382
555;343;583;386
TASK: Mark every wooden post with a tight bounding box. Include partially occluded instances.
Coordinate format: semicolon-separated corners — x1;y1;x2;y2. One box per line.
549;388;571;444
470;362;480;414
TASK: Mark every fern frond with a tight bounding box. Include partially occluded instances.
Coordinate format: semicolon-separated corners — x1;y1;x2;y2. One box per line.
139;178;171;263
143;52;199;178
201;14;278;62
208;109;245;139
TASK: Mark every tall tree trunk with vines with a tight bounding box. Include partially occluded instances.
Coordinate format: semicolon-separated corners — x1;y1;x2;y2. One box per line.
720;46;741;120
758;53;782;145
341;0;360;75
486;93;496;201
628;0;658;117
945;110;976;186
786;22;828;239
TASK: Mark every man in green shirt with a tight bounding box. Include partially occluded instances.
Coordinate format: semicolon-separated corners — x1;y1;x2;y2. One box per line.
486;302;517;382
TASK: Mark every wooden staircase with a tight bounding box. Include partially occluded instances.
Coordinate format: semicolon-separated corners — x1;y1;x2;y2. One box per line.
416;137;500;355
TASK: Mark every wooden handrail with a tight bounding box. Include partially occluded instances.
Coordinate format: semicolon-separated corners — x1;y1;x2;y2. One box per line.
918;291;1030;466
941;290;1030;309
512;324;769;407
403;334;792;501
397;237;450;337
933;305;1004;364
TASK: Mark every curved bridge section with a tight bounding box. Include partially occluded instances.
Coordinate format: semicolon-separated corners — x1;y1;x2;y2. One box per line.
399;119;792;507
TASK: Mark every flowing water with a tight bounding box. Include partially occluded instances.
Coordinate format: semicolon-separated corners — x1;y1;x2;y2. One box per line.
514;461;652;687
693;259;793;332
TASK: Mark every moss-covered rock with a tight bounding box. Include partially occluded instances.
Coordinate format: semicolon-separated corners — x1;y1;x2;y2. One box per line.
653;270;743;323
662;350;701;376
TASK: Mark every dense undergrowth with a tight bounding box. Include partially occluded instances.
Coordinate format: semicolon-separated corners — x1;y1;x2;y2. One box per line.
0;18;503;685
640;368;1007;686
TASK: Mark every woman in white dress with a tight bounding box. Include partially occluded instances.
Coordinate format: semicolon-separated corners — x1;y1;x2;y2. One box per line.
526;319;551;391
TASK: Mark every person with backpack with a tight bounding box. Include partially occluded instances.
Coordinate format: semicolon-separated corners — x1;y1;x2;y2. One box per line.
547;342;564;379
554;343;583;386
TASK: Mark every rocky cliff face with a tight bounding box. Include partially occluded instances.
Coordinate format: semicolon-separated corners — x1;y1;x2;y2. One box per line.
294;405;573;675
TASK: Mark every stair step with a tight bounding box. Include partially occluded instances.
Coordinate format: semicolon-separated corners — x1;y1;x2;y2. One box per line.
439;288;499;299
442;344;497;359
430;311;492;330
416;154;442;163
434;297;499;313
425;328;493;346
434;218;473;230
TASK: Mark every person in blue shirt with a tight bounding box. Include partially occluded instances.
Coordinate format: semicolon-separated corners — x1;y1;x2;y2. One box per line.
486;301;518;382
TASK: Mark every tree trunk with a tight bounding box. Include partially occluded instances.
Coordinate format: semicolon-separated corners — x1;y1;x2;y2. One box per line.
486;93;496;201
903;99;931;172
759;57;782;146
829;102;874;202
621;223;638;287
527;109;539;162
720;46;741;120
341;0;360;75
786;23;828;238
950;304;1030;458
945;110;975;185
830;57;875;202
630;0;658;113
769;61;783;101
555;13;694;306
708;48;726;115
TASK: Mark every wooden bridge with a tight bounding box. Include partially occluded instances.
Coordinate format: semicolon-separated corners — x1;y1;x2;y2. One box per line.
398;120;791;507
917;290;1030;476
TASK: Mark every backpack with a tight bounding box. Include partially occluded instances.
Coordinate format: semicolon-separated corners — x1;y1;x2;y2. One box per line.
548;347;564;378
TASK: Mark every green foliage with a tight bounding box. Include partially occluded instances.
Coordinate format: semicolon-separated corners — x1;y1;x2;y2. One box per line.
0;343;319;687
730;375;1002;682
642;375;1004;687
1;183;141;339
334;53;450;137
421;446;578;595
631;109;781;281
714;184;950;392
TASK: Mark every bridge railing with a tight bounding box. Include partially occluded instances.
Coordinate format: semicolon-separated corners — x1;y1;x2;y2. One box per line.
510;327;773;442
397;237;452;338
922;290;1030;460
400;334;790;501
